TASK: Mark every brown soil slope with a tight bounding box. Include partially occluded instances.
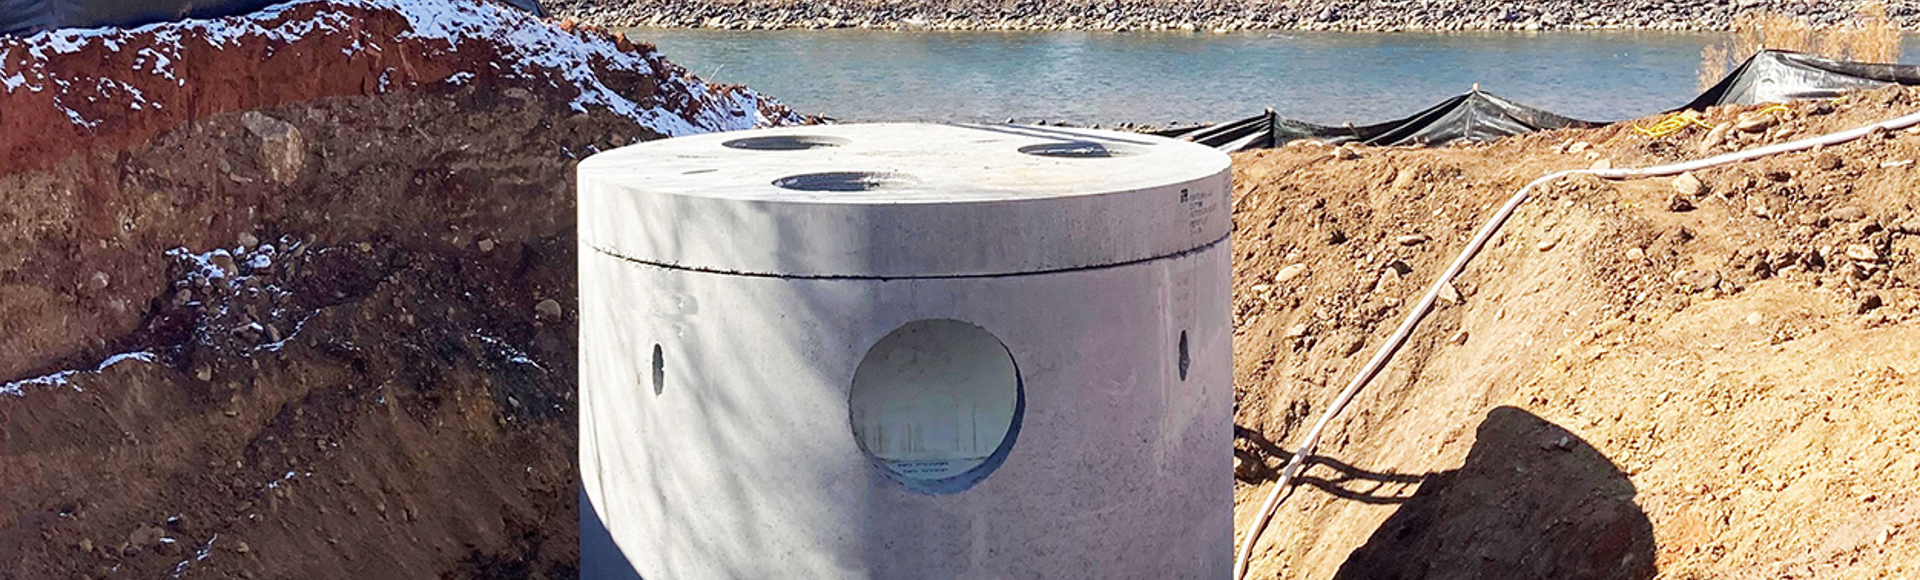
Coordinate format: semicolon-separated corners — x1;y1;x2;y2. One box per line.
0;1;799;578
1231;88;1920;579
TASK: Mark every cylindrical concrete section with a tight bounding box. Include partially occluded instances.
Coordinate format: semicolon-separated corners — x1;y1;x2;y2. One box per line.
578;123;1232;579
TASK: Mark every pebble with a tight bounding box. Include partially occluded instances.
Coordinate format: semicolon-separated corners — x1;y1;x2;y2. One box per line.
1813;152;1844;171
1745;312;1764;325
209;253;238;278
1671;172;1703;197
1624;247;1646;261
1845;243;1880;262
1284;323;1311;339
1667;194;1694;212
1700;123;1731;154
1827;206;1868;222
1735;113;1776;133
1274;263;1307;283
238;231;260;248
1537;238;1558;252
1590;158;1613;171
127;525;166;548
535;298;564;319
477;239;497;253
1438;281;1462;305
1395;233;1429;246
1674;269;1721;292
1331;145;1361;160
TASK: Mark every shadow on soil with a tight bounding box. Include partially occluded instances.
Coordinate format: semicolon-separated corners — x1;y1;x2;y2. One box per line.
1327;406;1656;580
1235;406;1655;579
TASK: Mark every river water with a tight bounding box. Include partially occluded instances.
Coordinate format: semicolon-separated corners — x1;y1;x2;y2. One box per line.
627;28;1920;126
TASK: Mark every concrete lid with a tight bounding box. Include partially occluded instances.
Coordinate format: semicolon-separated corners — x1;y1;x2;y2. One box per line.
578;123;1231;278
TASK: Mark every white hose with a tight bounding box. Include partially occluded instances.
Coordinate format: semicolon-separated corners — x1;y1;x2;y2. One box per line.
1231;108;1920;580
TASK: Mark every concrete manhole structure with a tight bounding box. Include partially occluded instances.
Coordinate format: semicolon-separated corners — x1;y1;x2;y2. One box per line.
578;123;1233;579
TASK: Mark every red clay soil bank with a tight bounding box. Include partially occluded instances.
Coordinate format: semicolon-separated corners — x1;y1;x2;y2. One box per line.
0;3;799;578
0;0;802;382
0;0;794;177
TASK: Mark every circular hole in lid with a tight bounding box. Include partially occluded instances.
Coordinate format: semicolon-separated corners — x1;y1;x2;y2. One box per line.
773;171;918;192
1017;141;1138;158
722;135;850;151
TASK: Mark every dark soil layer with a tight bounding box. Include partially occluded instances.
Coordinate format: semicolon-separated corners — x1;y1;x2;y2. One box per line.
0;87;604;580
0;1;798;578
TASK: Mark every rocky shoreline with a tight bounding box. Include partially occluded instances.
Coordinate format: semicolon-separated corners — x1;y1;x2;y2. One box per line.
549;0;1920;32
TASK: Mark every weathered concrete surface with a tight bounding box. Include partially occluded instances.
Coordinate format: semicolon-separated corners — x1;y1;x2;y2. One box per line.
578;123;1233;579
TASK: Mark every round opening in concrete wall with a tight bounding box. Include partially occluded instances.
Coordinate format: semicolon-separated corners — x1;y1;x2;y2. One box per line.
1017;141;1138;158
773;171;918;192
850;319;1023;495
721;135;850;150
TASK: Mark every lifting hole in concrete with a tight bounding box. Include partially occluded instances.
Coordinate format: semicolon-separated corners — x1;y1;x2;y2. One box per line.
1178;330;1190;381
773;171;918;192
1017;141;1138;158
722;135;850;151
651;344;665;396
850;319;1023;495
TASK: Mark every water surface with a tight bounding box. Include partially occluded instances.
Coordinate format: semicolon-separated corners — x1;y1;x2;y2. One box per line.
628;28;1920;125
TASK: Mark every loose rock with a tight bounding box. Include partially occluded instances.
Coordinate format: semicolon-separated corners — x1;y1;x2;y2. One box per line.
1667;194;1694;212
1813;152;1844;171
1671;172;1704;197
535;298;563;319
1675;269;1721;292
1274;263;1308;283
239;112;306;184
1828;206;1868;222
1736;113;1776;133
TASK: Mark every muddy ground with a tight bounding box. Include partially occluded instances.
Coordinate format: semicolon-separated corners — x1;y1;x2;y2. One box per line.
1230;87;1920;579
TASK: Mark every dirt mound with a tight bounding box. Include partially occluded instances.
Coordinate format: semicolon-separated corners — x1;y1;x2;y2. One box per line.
0;1;800;578
1231;88;1920;579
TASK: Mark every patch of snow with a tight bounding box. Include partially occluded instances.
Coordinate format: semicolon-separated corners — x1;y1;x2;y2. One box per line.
264;470;304;490
474;331;545;372
1;350;157;397
169;534;217;579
